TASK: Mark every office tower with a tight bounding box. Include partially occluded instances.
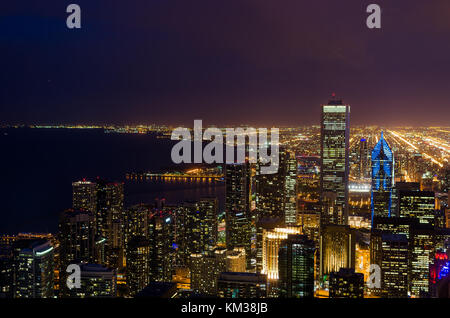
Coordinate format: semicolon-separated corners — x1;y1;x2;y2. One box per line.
319;225;355;279
226;248;247;272
255;149;298;225
72;180;97;213
261;226;302;280
13;239;54;298
329;268;364;298
359;138;370;179
58;209;96;294
148;209;175;282
124;204;150;248
372;233;409;298
95;179;124;244
225;163;252;268
371;132;394;222
399;190;435;226
126;236;150;296
217;272;267;298
0;246;13;298
177;198;218;264
278;235;315;298
320;98;350;226
409;225;435;297
189;250;227;296
59;209;96;265
68;264;117;297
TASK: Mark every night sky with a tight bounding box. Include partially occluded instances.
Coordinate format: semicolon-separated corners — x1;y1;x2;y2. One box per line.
1;0;450;126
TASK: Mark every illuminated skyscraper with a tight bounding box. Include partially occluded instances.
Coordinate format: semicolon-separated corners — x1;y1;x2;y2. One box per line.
95;179;124;243
126;236;150;296
177;198;218;262
319;225;355;279
320;98;350;226
225;163;252;268
13;239;54;298
372;233;409;298
371;132;394;222
256;149;298;225
72;180;97;213
409;225;434;297
261;226;302;280
278;235;315;298
148;209;175;282
58;209;96;295
189;249;227;296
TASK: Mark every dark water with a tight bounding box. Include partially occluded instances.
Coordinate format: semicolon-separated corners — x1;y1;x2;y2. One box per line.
0;128;224;234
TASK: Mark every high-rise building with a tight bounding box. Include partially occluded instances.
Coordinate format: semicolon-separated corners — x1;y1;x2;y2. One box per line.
319;225;355;279
95;179;124;245
409;225;435;297
256;149;297;225
371;132;394;222
329;268;364;298
320;98;350;226
177;198;219;264
13;239;54;298
278;235;315;298
399;190;435;226
189;250;227;296
68;263;117;297
126;236;150;296
225;163;252;268
372;233;409;298
217;272;267;298
72;180;97;213
148;209;175;282
261;226;302;280
58;209;97;294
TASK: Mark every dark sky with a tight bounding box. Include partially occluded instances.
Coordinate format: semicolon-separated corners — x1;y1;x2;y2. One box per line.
1;0;450;126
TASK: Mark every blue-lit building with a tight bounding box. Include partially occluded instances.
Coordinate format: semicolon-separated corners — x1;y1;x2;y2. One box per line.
371;132;394;222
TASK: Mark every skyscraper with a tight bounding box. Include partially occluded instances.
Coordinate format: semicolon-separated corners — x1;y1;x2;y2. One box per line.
58;209;97;295
372;233;409;298
177;198;219;263
72;180;97;213
256;149;298;225
95;179;124;244
320;97;350;226
12;239;54;298
225;163;252;268
371;132;394;222
278;235;315;298
319;225;355;279
126;236;150;296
